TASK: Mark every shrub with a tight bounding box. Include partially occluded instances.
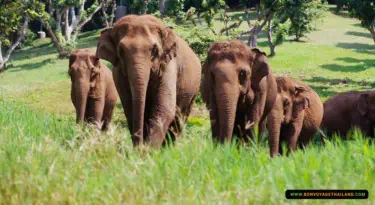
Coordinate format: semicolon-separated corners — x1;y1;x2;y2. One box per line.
20;29;37;48
285;0;327;41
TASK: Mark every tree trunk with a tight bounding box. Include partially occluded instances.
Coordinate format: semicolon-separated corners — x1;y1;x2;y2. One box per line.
197;12;202;25
55;9;63;33
143;0;149;14
0;17;29;71
256;4;261;21
109;0;116;26
370;23;375;43
0;42;3;64
159;0;166;16
65;8;72;43
267;18;276;56
40;19;69;58
247;14;272;48
248;25;259;47
73;1;106;40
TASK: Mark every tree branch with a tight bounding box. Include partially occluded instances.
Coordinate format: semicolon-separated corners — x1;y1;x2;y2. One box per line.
0;17;29;71
40;18;69;58
219;20;243;35
77;1;105;31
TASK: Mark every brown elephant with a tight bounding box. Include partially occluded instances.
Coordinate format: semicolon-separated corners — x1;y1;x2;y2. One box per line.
69;49;118;130
96;15;201;147
267;77;323;157
201;40;277;143
321;90;375;139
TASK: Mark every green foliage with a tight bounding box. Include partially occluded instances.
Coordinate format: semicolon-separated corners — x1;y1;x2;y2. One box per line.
283;0;327;41
334;0;347;13
346;0;375;32
51;0;81;8
173;24;229;61
20;29;37;48
130;0;159;14
165;0;185;16
272;20;290;46
184;0;226;27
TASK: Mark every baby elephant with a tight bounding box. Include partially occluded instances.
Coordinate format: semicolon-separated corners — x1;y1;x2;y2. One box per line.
69;49;118;130
322;90;375;139
267;77;323;157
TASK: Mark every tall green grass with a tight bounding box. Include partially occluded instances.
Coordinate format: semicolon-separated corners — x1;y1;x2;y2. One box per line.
0;98;374;204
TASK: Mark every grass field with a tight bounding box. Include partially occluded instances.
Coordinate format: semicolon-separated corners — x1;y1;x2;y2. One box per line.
0;6;375;204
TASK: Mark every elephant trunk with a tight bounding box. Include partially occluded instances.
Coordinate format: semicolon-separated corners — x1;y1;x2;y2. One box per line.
130;64;150;146
74;81;89;124
216;90;239;143
268;122;281;157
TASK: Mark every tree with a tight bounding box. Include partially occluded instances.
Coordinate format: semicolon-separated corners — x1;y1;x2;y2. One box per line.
243;0;282;47
240;0;325;54
346;0;375;43
38;0;114;58
0;0;42;71
102;0;116;27
184;0;227;25
285;0;326;41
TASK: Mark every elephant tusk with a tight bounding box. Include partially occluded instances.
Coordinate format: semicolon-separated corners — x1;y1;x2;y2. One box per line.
245;121;255;131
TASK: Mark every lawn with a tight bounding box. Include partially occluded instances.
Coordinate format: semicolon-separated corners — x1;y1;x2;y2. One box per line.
0;6;374;204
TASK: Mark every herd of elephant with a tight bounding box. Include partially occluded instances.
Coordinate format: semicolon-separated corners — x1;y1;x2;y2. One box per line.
68;15;375;157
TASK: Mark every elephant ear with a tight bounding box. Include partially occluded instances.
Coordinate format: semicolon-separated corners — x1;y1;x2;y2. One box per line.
201;62;213;107
160;26;177;68
88;55;101;75
294;85;310;112
87;55;101;90
294;85;307;95
96;28;118;66
250;48;270;88
68;53;76;76
358;93;369;116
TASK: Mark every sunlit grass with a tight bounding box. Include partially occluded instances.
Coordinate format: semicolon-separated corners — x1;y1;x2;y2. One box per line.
0;99;374;204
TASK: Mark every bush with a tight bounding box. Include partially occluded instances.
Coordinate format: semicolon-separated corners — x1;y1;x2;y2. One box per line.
285;0;327;41
130;0;158;14
20;29;36;48
165;0;185;16
176;26;229;61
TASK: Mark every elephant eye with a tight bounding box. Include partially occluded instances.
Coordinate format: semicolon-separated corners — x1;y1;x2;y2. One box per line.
283;98;290;106
151;45;158;57
238;69;247;84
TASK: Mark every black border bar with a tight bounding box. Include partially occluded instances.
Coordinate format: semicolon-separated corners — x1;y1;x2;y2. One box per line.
286;190;369;199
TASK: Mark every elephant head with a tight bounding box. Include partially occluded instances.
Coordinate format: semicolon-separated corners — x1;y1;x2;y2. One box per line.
69;49;101;123
276;77;310;124
96;15;177;143
201;41;270;142
358;92;375;122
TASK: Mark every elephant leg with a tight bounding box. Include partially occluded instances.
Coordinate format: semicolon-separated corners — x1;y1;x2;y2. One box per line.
84;98;95;123
90;98;105;129
165;113;184;145
113;67;133;134
147;67;177;148
101;100;115;131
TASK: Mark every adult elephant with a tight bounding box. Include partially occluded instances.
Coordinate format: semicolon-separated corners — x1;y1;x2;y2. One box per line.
322;90;375;139
96;15;201;147
201;40;277;143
